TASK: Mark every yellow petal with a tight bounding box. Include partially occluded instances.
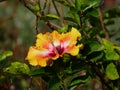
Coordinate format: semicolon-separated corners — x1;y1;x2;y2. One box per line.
71;27;81;39
61;27;81;47
51;31;61;47
26;46;50;67
58;27;81;55
36;33;51;47
66;44;83;56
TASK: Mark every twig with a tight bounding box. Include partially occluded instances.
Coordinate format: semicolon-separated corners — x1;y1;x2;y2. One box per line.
96;34;103;43
0;0;19;25
45;21;61;30
35;16;39;34
90;62;113;90
28;76;32;90
66;0;73;5
80;16;83;28
58;3;67;25
79;59;112;90
52;0;60;16
43;0;48;10
98;7;110;40
47;0;52;14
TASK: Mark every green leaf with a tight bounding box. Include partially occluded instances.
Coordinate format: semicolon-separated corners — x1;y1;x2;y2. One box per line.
102;39;114;50
84;41;104;55
58;25;68;33
88;52;104;62
0;51;13;62
105;50;119;60
46;14;60;20
49;75;61;90
63;54;70;63
87;9;98;17
70;76;91;86
83;1;98;12
102;39;120;60
114;46;120;51
64;17;76;23
30;68;45;76
75;0;83;11
33;4;40;12
73;13;80;25
4;62;30;75
106;63;119;80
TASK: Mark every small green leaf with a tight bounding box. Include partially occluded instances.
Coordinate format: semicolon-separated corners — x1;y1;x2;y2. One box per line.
102;39;114;50
0;51;13;62
105;50;119;60
33;4;40;12
46;14;60;20
4;62;30;75
58;25;68;33
106;63;119;80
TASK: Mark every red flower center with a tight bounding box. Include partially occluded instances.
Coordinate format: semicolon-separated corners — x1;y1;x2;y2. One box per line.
56;45;64;55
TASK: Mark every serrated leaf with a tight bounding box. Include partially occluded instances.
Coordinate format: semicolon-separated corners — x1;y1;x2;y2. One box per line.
105;50;119;60
4;62;30;75
0;51;13;62
106;63;119;80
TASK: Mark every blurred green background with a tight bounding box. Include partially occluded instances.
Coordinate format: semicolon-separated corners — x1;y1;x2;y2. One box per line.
0;0;120;90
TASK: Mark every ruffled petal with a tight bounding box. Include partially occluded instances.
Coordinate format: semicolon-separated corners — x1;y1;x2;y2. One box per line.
26;27;83;67
59;27;81;55
36;33;49;47
66;44;83;56
51;31;61;47
26;46;51;67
